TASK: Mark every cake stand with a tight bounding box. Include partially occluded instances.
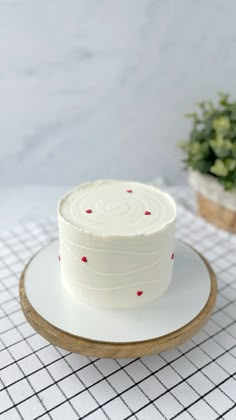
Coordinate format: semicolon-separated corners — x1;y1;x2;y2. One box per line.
19;240;217;358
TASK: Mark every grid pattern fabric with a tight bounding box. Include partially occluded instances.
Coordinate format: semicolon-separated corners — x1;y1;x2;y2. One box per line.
0;197;236;419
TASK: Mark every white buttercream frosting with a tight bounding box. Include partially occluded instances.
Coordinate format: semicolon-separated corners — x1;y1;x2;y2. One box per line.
58;180;176;308
59;180;176;236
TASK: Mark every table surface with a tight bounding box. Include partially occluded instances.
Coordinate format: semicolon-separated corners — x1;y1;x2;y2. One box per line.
0;186;236;420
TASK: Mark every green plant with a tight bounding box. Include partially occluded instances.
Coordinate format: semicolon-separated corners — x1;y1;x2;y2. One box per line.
179;92;236;191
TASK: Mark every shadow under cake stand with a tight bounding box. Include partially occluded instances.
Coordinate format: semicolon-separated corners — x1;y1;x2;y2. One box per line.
20;240;217;358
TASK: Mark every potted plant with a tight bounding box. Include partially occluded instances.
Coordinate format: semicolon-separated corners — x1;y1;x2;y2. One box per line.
179;92;236;232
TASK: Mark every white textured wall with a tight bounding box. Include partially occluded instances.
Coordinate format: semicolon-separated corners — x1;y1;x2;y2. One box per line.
1;0;236;185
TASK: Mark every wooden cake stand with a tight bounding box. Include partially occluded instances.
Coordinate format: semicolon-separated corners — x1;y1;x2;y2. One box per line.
20;243;217;359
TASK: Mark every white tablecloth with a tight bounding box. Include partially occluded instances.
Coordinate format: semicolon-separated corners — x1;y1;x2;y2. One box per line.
0;188;236;420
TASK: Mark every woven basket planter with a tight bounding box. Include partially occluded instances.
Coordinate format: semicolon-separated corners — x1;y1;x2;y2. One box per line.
189;170;236;233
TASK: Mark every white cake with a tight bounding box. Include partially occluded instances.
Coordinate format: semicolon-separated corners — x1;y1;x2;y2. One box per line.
58;180;176;308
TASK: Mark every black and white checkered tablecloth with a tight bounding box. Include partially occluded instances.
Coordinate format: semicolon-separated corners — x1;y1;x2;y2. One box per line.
0;194;236;420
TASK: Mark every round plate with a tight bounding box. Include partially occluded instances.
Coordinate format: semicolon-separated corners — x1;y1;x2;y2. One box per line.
19;240;217;358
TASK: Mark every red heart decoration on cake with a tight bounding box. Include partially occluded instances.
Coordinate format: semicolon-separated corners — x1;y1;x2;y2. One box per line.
171;253;174;259
85;209;92;213
144;211;151;215
126;189;133;193
137;291;143;296
81;256;87;263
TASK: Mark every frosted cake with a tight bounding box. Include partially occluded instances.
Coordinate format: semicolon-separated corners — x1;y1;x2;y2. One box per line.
58;180;176;308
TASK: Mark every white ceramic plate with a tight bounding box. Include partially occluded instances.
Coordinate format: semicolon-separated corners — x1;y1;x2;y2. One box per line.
24;240;211;343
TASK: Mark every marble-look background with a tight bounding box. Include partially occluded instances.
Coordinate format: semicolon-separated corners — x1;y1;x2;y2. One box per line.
1;0;236;186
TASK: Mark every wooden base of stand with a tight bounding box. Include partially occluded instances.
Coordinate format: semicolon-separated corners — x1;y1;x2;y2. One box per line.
19;250;217;358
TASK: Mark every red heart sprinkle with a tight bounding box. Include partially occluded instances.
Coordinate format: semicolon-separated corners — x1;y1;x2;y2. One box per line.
58;255;61;261
85;209;92;213
171;253;174;259
144;211;151;215
126;189;133;193
81;256;87;263
137;291;143;296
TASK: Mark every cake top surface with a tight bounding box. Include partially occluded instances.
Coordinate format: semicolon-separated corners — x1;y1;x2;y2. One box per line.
58;180;176;236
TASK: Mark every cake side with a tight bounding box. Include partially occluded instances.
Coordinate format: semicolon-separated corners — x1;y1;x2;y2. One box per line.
58;180;176;308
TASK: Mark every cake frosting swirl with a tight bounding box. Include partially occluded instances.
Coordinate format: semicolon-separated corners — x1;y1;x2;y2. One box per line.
58;180;176;308
60;180;175;236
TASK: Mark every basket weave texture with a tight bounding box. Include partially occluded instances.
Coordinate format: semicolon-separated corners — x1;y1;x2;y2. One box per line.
197;192;236;233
